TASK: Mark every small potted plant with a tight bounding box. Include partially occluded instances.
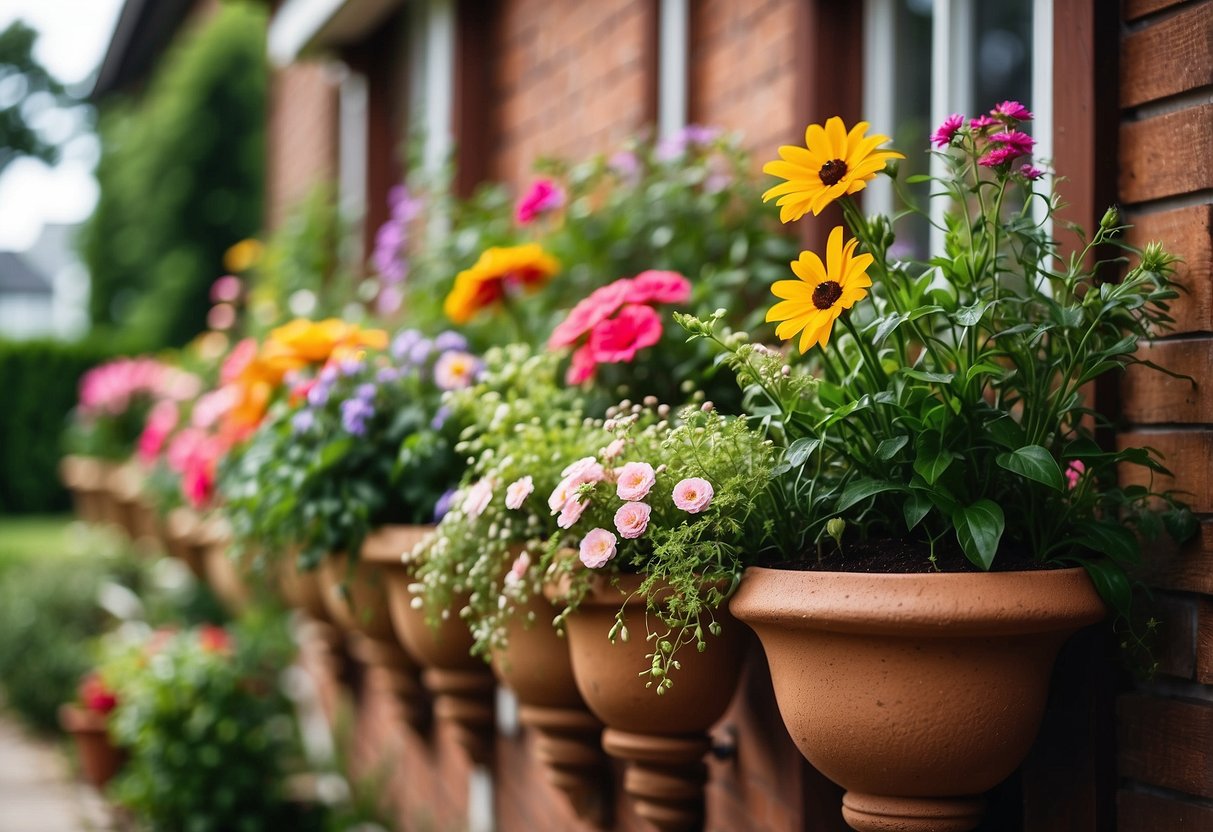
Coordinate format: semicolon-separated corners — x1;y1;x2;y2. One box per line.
688;105;1196;832
59;672;124;790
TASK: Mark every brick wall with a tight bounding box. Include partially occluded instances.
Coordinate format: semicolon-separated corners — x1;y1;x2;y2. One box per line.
1115;0;1213;827
265;61;340;230
488;0;655;190
688;0;802;160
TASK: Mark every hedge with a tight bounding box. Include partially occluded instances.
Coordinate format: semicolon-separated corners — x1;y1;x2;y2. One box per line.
0;338;113;514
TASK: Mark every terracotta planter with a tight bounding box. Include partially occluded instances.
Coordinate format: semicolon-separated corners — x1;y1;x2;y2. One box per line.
105;462;146;541
199;518;251;613
729;566;1106;832
278;554;331;621
558;574;745;832
59;704;124;790
383;540;496;765
492;590;610;826
59;455;107;524
320;526;433;735
164;506;208;579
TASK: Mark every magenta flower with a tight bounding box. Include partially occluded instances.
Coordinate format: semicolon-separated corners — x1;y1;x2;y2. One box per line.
1019;164;1045;181
548;280;632;349
588;304;663;364
931;113;965;148
616;461;656;501
614;501;652;539
978;146;1018;168
566;344;598;385
210;275;243;303
515;179;565;225
991;100;1033;121
672;477;714;513
579;528;618;568
969;115;998;131
990;130;1035;156
1065;460;1086;490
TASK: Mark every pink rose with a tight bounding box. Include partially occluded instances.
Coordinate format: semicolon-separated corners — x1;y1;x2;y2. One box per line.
614;501;651;539
602;438;626;460
566;344;597;385
579;528;618;568
505;476;534;510
548;475;578;514
548;280;632;349
588;304;663;364
464;479;494;518
616;461;656;501
625;270;691;305
557;498;588;529
505;550;531;586
672;477;714;513
138;400;179;464
562;456;605;482
515;179;565;225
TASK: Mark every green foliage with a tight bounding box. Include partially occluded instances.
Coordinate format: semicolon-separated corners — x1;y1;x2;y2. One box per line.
0;20;75;174
81;2;266;350
102;615;317;832
0;337;112;513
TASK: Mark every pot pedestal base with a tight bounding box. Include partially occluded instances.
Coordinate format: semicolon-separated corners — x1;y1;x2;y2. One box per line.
424;667;495;765
842;792;985;832
350;634;430;735
602;728;710;832
520;704;610;827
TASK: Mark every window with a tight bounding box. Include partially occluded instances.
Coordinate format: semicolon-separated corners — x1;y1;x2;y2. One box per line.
863;0;1051;257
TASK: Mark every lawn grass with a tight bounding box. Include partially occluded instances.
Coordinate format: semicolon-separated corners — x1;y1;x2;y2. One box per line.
0;515;74;574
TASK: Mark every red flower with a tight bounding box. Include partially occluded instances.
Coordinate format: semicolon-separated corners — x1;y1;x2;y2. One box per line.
588;304;663;364
625;270;691;305
79;673;118;715
198;625;232;654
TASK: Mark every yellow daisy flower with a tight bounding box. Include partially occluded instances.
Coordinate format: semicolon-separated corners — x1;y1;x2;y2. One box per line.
766;226;873;353
762;117;904;222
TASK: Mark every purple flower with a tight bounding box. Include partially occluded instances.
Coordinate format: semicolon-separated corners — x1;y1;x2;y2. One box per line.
391;329;423;362
306;381;330;408
433;488;457;522
338;357;364;377
1019;163;1045;181
355;383;377;400
318;365;339;386
372;185;422;285
609;150;641;181
433;331;468;353
656;124;721;160
376;366;401;384
377;284;404;316
407;338;433;366
431;404;451;430
340;397;375;436
291;409;316;434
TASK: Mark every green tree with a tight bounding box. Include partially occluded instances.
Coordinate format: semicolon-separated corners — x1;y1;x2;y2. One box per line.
0;20;71;174
81;3;266;349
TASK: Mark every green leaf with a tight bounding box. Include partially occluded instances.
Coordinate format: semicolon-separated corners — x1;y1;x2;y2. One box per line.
902;492;931;531
965;362;1007;383
786;437;821;468
870;313;907;347
876;435;909;460
953;500;1005;570
1069;520;1140;565
1070;557;1127;621
995;445;1064;491
986;415;1026;449
913;430;955;485
902;368;955;384
905;173;932;184
953;300;990;327
837;478;906;512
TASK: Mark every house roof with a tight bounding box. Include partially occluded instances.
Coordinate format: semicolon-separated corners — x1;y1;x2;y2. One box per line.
91;0;198;99
0;252;52;295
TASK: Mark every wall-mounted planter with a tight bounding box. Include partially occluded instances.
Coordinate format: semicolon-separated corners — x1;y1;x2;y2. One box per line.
558;574;744;832
105;462;149;542
59;704;124;790
164;506;208;579
729;566;1105;832
319;527;431;735
198;518;251;613
59;455;107;524
492;591;610;826
383;544;496;766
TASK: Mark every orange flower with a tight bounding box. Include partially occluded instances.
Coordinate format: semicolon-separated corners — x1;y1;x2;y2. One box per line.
444;244;560;324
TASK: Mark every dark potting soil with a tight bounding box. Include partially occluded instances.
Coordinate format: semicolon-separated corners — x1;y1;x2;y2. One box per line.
760;538;1064;574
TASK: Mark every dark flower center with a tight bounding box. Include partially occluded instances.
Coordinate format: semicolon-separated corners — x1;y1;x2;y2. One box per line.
819;159;848;186
812;281;843;310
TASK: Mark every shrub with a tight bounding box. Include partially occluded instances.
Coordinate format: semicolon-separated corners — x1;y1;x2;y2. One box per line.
0;337;113;514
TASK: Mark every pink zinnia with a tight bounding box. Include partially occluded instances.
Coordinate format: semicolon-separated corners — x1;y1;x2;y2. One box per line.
672;477;714;513
587;304;663;364
1019;164;1045;181
625;270;691;305
969;115;997;131
978;146;1018;168
505;476;534;510
616;461;656;501
990;130;1035;156
566;344;597;385
614;501;651;539
137;400;179;464
991;100;1033;121
579;528;618;569
515;179;565;225
931;113;965;148
1065;460;1086;490
548;279;633;349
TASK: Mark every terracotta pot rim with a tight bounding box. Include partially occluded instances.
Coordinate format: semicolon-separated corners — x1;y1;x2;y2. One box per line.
58;703;110;733
359;524;436;567
731;565;1105;636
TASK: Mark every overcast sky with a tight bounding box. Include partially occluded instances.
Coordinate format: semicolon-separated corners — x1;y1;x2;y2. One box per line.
0;0;124;251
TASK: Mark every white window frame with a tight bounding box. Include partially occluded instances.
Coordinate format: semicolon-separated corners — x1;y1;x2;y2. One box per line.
863;0;1053;254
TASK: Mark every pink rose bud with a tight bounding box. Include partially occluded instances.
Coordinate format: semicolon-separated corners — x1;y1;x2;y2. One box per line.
614;501;652;539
